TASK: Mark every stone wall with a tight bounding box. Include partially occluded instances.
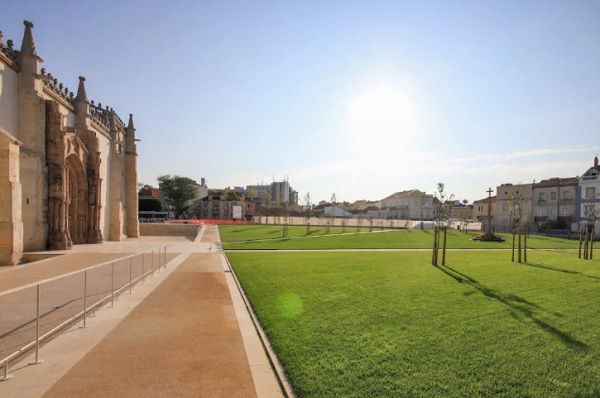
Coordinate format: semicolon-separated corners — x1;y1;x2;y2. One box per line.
0;61;19;135
0;128;23;265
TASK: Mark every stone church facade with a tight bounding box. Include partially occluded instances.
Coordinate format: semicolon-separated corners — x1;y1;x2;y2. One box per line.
0;21;138;265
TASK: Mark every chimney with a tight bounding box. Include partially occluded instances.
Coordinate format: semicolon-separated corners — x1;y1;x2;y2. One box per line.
595;156;598;167
201;177;206;186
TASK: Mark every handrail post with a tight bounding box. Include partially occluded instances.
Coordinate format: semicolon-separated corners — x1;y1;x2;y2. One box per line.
141;253;145;285
129;257;133;294
164;246;167;269
82;271;88;328
151;249;155;273
150;251;154;277
111;262;115;306
0;360;12;381
29;284;43;365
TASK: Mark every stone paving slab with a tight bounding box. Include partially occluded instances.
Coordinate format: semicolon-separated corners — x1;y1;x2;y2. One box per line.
43;252;257;398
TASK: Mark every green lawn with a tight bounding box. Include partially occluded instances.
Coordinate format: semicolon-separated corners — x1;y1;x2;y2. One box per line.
219;224;389;243
221;226;579;250
228;250;600;397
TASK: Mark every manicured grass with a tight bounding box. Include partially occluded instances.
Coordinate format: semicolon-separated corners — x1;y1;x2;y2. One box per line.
219;225;356;242
228;250;600;397
221;226;579;250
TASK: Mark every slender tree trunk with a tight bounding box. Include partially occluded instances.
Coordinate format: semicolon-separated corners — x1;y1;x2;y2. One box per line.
442;226;448;266
432;226;438;266
518;229;522;263
524;233;528;262
511;229;515;262
590;227;594;259
578;227;583;259
583;228;589;260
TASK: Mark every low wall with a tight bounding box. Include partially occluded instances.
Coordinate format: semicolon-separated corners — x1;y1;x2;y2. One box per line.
139;223;201;237
253;216;410;229
252;216;482;231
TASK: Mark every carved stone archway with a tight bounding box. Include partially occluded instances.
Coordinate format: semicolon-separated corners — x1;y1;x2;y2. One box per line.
65;154;88;244
46;100;102;250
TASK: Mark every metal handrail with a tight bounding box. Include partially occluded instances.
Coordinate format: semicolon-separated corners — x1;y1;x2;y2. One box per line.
0;245;169;381
0;250;156;299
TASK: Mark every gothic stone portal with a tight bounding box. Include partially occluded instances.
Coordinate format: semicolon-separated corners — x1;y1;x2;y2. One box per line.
66;154;88;244
46;101;102;250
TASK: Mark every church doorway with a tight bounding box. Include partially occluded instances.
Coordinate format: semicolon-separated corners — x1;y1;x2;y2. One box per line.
66;154;88;244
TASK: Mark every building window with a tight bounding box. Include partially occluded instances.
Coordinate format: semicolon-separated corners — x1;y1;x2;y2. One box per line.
563;191;570;199
538;192;545;201
502;203;508;211
550;192;556;200
586;187;596;199
561;208;570;216
550;208;556;217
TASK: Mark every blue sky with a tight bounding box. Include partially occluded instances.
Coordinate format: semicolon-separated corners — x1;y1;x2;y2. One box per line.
3;1;599;202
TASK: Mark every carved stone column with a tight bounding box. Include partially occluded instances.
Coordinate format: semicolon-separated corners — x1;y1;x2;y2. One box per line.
45;101;71;250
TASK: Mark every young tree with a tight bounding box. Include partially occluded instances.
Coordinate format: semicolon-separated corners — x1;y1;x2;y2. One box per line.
580;203;597;260
357;211;363;233
432;183;454;266
282;202;289;238
509;192;524;262
327;193;337;233
304;192;312;234
157;175;198;218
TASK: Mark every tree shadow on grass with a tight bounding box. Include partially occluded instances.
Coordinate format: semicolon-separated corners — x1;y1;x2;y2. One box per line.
437;265;588;352
522;262;600;280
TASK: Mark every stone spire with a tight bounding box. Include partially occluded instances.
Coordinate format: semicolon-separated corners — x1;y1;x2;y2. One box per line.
125;113;136;149
127;113;135;131
124;112;139;237
0;31;5;48
75;76;88;102
20;20;37;55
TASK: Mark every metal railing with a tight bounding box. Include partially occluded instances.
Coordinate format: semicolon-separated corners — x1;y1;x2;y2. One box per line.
0;246;169;381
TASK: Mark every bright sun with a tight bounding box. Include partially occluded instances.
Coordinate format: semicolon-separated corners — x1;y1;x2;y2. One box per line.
347;84;418;155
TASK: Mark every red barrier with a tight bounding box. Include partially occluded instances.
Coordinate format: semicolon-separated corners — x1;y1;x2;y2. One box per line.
164;219;251;225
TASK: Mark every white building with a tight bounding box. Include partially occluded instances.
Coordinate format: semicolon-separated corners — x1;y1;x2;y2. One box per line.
578;157;600;234
380;190;434;220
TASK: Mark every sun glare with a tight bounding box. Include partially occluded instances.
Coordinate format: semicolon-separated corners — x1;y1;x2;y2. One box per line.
347;84;418;155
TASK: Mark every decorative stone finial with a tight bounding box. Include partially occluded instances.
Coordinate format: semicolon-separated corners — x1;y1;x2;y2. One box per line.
20;20;37;55
0;31;4;48
75;76;88;102
127;113;135;130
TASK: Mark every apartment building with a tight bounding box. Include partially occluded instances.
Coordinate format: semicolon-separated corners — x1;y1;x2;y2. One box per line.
532;177;578;226
494;183;533;232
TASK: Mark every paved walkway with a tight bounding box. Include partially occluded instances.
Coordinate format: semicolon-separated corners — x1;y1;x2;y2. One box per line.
0;226;283;398
43;252;257;398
